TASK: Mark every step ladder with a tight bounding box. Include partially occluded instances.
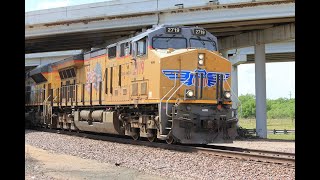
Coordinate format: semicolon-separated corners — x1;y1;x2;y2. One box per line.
163;106;177;133
42;96;53;127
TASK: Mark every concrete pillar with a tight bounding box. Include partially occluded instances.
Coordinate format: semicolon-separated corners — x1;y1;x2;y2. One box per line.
231;65;238;109
254;44;267;138
221;50;228;58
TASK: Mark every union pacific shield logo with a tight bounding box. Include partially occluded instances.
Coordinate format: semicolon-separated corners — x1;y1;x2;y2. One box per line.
162;69;230;87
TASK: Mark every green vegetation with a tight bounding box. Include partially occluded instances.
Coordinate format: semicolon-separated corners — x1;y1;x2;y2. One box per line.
238;118;295;130
236;94;295;140
238;118;295;140
267;134;295;140
237;94;295;119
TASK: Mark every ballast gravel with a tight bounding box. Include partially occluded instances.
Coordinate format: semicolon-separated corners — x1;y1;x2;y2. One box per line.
25;130;295;180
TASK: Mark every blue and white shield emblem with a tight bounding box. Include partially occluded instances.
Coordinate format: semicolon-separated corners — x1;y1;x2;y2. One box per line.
162;69;230;87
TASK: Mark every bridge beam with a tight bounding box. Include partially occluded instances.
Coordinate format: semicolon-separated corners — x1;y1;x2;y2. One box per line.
218;23;295;51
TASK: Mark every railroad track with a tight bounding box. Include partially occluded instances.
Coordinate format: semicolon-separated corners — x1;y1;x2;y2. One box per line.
194;145;295;167
28;127;295;167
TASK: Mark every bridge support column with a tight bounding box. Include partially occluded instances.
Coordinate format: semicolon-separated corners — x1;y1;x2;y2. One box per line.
231;65;238;110
222;51;238;117
221;50;228;58
229;53;247;120
254;44;267;138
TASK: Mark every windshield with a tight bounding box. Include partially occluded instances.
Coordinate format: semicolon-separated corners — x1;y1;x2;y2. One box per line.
152;37;187;49
190;38;217;51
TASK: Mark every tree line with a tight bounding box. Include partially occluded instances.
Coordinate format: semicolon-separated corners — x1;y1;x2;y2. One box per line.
236;94;295;119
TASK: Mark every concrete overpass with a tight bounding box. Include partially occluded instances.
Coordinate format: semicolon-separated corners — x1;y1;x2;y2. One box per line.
25;0;294;53
25;0;295;138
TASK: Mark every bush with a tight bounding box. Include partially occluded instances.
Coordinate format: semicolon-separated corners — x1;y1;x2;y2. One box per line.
237;94;295;119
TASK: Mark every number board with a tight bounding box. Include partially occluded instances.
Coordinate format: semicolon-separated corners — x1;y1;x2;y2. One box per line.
165;27;181;34
193;29;206;36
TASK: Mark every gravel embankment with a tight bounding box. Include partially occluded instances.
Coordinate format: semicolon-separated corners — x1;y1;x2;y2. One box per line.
25;130;295;180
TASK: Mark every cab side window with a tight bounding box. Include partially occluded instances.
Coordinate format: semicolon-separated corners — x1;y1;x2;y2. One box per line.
108;46;116;59
125;42;131;56
137;38;147;56
120;42;131;57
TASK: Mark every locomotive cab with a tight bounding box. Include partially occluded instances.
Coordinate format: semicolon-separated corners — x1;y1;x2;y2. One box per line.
127;25;238;143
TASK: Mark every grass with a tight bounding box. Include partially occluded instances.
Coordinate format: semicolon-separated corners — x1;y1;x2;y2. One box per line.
267;133;295;141
238;118;295;140
238;118;295;130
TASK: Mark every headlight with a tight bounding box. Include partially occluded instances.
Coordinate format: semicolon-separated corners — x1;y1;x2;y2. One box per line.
224;91;231;99
186;90;194;97
198;54;204;60
198;53;205;65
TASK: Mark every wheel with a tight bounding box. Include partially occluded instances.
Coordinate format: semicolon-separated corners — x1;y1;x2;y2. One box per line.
166;131;175;144
166;135;175;144
132;133;139;140
147;130;157;142
68;124;72;132
147;136;156;142
131;128;140;140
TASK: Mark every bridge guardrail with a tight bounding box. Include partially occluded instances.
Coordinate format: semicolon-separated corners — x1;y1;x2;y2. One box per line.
242;128;295;135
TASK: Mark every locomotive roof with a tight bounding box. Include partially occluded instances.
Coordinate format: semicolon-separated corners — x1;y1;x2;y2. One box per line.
48;25;216;61
28;63;50;76
105;25;163;48
107;24;209;48
28;54;84;76
51;54;84;66
78;25;215;54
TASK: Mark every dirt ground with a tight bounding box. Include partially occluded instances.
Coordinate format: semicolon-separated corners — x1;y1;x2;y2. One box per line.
25;144;172;180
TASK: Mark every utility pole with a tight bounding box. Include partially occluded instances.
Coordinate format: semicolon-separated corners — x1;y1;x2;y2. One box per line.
289;91;292;99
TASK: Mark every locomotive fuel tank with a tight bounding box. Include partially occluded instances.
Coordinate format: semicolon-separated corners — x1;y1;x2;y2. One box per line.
74;110;123;135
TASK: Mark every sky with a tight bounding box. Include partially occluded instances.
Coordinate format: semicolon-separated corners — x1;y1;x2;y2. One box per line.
238;62;295;99
25;0;295;100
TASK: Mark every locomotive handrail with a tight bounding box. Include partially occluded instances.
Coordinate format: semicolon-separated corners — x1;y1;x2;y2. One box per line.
52;88;59;102
165;72;194;117
42;95;51;124
43;95;51;103
59;84;78;104
159;73;177;119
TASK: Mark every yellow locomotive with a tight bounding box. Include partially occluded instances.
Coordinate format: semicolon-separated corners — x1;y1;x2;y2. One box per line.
25;25;238;144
